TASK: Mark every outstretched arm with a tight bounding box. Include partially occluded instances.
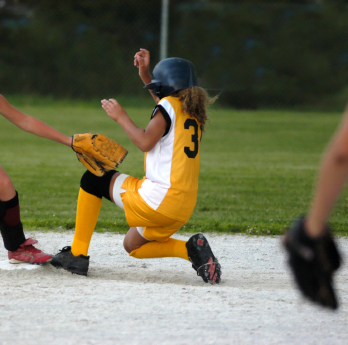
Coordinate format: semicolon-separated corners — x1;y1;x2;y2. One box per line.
0;94;71;147
306;107;348;236
134;48;160;104
101;98;166;152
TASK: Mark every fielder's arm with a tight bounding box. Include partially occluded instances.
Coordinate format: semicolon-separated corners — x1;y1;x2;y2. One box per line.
0;94;72;147
306;106;348;237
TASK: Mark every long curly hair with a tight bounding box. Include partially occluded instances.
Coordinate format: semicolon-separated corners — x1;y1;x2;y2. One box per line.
171;87;218;132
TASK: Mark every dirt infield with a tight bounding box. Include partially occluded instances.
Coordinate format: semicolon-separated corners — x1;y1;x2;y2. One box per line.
0;232;347;345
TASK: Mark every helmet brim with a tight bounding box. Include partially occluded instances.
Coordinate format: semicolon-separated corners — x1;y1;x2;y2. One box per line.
144;80;160;90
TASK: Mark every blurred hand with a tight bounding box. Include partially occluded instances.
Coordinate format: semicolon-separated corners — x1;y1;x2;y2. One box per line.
134;48;150;69
101;99;127;122
134;48;152;84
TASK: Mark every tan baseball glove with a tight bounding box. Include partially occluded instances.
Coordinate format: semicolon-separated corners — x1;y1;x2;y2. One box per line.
72;133;128;176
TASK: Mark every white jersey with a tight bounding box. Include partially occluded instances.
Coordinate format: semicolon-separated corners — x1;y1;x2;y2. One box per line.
138;96;202;222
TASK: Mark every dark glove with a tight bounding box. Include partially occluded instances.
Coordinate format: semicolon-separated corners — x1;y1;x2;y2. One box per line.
283;217;341;310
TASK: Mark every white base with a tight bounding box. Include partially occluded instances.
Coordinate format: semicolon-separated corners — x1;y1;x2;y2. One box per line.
0;260;41;270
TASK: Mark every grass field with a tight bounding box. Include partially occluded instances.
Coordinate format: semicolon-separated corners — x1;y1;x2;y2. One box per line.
1;96;347;235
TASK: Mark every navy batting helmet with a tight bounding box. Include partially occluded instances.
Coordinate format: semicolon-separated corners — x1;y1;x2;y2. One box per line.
144;58;198;99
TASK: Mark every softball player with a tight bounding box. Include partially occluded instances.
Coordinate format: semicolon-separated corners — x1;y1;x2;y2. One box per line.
51;49;222;284
0;95;72;263
284;104;348;309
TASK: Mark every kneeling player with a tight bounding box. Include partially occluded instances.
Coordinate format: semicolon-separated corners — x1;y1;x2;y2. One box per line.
51;49;222;283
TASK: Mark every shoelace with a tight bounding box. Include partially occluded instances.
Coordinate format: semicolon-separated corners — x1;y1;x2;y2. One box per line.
196;259;219;276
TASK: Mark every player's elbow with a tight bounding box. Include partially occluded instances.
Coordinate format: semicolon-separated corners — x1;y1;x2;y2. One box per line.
17;115;34;133
137;141;155;152
333;150;348;166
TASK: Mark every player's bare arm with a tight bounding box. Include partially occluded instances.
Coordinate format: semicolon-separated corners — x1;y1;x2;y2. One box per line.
0;94;72;147
283;104;348;310
306;107;348;237
134;48;160;104
101;98;166;152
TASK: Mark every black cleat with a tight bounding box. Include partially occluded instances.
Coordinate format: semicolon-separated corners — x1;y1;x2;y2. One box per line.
186;233;221;284
51;246;89;276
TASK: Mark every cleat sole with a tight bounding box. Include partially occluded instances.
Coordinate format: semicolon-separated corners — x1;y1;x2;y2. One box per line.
9;258;52;264
187;233;222;284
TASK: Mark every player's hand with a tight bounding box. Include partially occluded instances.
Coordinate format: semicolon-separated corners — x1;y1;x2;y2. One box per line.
134;48;150;69
101;99;127;123
134;48;152;84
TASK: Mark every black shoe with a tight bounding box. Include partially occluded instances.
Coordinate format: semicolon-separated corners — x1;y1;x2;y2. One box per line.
186;233;221;284
51;246;89;276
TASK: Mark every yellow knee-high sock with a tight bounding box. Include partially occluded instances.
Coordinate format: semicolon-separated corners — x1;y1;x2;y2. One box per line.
129;238;189;261
71;188;102;257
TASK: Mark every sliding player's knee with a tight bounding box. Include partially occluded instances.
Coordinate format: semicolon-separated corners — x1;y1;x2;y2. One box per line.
80;170;116;200
123;236;133;253
123;236;142;254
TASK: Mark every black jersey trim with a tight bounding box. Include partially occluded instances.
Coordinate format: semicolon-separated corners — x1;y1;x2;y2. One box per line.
151;104;172;137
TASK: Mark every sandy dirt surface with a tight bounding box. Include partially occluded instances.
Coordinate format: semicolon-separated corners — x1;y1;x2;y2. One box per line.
0;231;347;345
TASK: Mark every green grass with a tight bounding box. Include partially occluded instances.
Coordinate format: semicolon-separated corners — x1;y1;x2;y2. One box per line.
1;98;347;235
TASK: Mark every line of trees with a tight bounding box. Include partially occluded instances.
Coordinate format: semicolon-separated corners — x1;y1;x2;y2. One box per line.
1;1;348;108
0;1;162;98
174;2;348;107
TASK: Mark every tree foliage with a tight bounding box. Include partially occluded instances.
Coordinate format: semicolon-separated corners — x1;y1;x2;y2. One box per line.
0;0;161;98
1;1;348;107
174;2;348;107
